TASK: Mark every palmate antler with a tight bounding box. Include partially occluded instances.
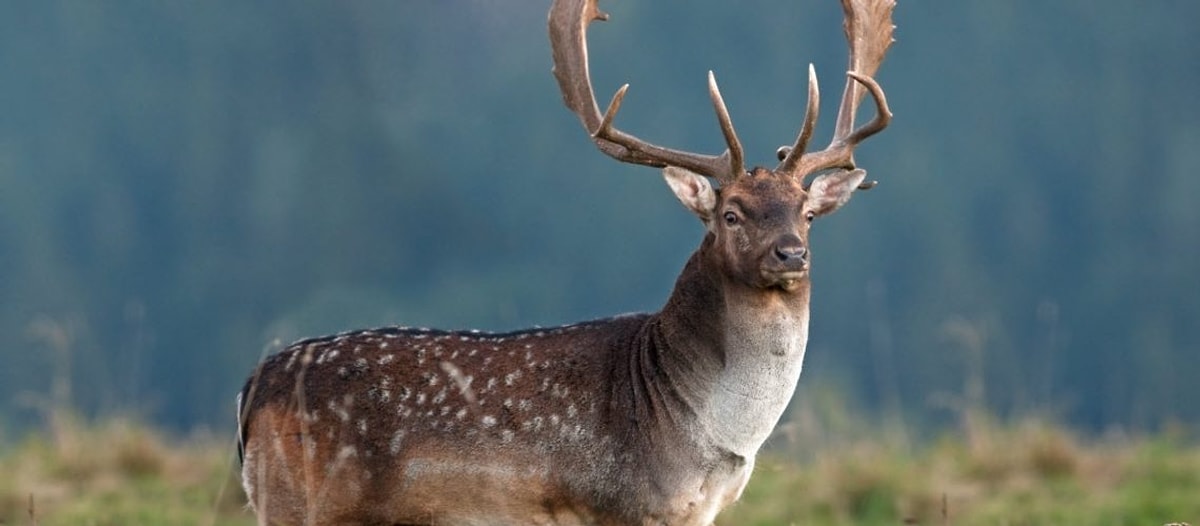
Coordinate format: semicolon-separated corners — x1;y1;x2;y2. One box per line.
549;0;895;188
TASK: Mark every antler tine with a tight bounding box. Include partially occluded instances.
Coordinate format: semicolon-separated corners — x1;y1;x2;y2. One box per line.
549;0;744;183
777;63;820;173
843;71;891;145
779;0;895;183
707;71;745;182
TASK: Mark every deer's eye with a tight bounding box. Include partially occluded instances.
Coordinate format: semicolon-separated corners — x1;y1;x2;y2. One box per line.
804;211;816;222
723;211;739;225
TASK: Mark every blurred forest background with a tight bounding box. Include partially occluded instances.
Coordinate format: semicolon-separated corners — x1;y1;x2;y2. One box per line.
0;0;1196;438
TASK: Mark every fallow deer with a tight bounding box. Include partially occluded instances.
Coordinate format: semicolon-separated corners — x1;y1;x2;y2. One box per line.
237;0;895;524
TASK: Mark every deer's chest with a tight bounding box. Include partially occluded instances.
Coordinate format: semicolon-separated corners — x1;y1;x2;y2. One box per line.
639;451;754;526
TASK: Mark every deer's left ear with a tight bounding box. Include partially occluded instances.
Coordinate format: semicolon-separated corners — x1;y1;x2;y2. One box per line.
805;168;867;218
663;166;717;225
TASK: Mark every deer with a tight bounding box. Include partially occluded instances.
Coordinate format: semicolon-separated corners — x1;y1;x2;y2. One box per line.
236;0;894;524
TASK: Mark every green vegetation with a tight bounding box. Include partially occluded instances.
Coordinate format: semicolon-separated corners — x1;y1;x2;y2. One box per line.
0;413;251;526
725;420;1200;525
2;411;1196;525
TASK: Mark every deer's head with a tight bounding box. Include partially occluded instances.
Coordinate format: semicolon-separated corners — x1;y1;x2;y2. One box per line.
665;165;866;292
550;0;895;293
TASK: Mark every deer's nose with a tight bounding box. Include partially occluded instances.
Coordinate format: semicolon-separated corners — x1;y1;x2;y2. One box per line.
772;236;808;264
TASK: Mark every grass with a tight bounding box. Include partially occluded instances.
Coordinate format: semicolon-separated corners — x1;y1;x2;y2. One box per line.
722;413;1200;526
0;409;1196;525
0;411;254;526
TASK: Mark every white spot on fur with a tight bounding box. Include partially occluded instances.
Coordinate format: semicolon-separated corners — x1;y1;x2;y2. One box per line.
481;415;497;427
504;370;522;386
368;384;392;404
441;362;477;404
328;400;349;422
378;354;395;365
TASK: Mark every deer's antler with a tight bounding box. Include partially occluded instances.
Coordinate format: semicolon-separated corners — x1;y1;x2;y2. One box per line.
550;0;894;188
549;0;745;184
777;0;895;188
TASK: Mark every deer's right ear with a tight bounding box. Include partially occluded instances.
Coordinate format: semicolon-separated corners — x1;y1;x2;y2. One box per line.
663;166;717;224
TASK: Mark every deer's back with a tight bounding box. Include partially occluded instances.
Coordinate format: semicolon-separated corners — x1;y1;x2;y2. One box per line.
238;316;654;525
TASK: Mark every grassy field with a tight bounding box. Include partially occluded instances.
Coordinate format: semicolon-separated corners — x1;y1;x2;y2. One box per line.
726;418;1200;525
1;410;1197;525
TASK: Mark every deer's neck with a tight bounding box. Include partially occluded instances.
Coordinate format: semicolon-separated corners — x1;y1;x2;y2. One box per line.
642;236;811;459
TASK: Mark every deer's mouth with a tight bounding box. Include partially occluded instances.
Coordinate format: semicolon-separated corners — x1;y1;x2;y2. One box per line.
761;270;809;292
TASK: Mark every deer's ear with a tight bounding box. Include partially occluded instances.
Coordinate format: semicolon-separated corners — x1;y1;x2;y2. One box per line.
805;168;867;218
663;166;717;224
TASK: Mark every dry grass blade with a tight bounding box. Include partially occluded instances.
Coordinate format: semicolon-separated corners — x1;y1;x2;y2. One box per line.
27;494;38;526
